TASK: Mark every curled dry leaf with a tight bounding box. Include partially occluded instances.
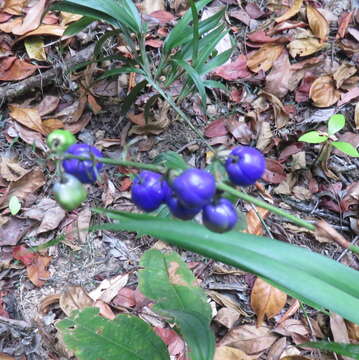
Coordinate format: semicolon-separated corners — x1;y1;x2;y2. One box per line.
250;277;287;327
0;156;28;182
309;75;341;107
333;63;357;89
154;327;186;357
8;104;45;135
314;220;350;247
346;320;359;341
306;5;329;42
267;337;287;360
214;346;252;360
275;0;303;23
247;44;284;72
336;12;352;39
12;0;46;35
215;307;241;329
330;313;350;352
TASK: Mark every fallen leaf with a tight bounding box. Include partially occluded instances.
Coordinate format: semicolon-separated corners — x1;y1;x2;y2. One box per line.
154;327;186;357
0;218;36;246
267;337;287;360
214;346;252;360
245;206;269;236
3;0;26;15
306;5;329;42
256;122;273;152
274;319;310;344
17;24;65;40
247;44;284;72
204;118;228;137
309;75;341;107
275;0;303;23
251;278;287;326
0;156;28;182
246;3;266;19
24;37;46;61
230;9;251;26
27;254;51;287
148;10;175;24
12;245;36;265
0;352;17;360
330;313;351;360
348;27;359;42
8;104;45;134
346;320;359;342
281;355;311;359
336;12;352;39
142;0;164;14
42;118;64;134
333;63;357;89
215;307;241;329
0;17;22;33
59;286;94;316
60;11;83;26
262;159;287;184
219;325;278;355
265;49;291;98
11;122;47;152
207;290;248;316
12;0;46;35
112;287;137;308
262;91;289;128
355;102;359;129
213;55;251;80
314;220;350;246
338;87;359;106
295;73;316;102
94;300;116;320
288;37;324;57
77;207;91;243
37;96;59;116
0;56;37;81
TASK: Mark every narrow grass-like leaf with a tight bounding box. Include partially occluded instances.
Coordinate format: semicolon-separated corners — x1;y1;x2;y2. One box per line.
303;341;359;359
188;0;199;67
64;16;95;36
97;67;145;81
94;29;122;57
57;307;169;360
92;210;359;325
203;80;227;91
332;141;359;157
119;79;147;116
197;46;234;75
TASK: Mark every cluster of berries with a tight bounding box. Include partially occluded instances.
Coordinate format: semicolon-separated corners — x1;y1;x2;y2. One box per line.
47;130;266;233
131;146;265;233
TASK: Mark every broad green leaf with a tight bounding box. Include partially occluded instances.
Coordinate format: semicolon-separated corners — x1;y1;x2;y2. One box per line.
153;151;189;170
332;141;359;157
9;195;21;215
92;210;359;325
303;341;359;359
57;307;169;360
328;114;345;136
298;131;328;143
64;16;95;36
139;250;214;360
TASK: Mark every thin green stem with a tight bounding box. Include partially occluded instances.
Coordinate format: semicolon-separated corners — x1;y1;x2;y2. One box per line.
217;182;316;231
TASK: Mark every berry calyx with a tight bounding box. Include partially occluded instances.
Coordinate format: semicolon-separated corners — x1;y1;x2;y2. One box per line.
225;146;265;186
47;129;76;153
202;198;238;233
131;171;168;212
62;143;104;184
172;168;216;208
53;174;87;211
166;194;202;220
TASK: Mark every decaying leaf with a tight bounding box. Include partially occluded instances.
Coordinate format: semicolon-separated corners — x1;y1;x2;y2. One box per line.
355;102;359;129
267;337;287;360
3;0;27;15
288;37;324;57
346;320;359;341
59;286;94;316
251;278;287;326
333;63;357;89
213;55;251;80
154;327;186;357
275;0;303;23
309;75;341;107
12;0;46;35
306;5;329;42
9;104;45;134
274;319;310;344
330;313;351;360
247;44;284;73
0;156;28;182
315;220;350;247
27;254;51;287
0;56;38;81
245;207;269;236
338;87;359;106
336;11;352;39
215;307;241;329
214;346;253;360
24;37;46;61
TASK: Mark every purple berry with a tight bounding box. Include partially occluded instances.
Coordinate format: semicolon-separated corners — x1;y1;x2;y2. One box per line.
225;146;265;186
166;194;202;220
62;143;103;184
172;168;216;208
131;171;167;212
202;198;238;233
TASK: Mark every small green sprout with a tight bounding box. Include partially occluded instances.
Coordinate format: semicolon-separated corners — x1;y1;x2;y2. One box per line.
299;114;359;157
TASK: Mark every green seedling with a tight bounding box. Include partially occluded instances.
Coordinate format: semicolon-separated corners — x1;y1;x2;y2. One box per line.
9;195;21;215
299;114;359;157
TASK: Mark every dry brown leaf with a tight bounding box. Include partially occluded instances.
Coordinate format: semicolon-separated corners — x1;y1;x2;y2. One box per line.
142;0;164;14
11;122;47;152
346;320;359;342
315;220;349;247
37;96;60;116
355;102;359;130
251;278;287;326
42;119;64;134
215;307;241;329
94;300;116;320
338;87;359;106
0;56;37;81
87;94;102;114
281;355;311;359
0;168;45;209
336;12;352;39
288;37;324;57
0;217;36;246
60;11;83;26
0;156;28;182
207;290;248;316
9;104;45;134
247;44;284;73
59;286;94;316
306;5;329;42
330;313;351;360
275;0;303;23
333;63;357;89
262;91;289;128
39;294;61;314
0;352;17;360
257;122;273;152
219;325;278;355
16;24;65;41
3;0;26;15
27;254;51;287
309;75;341;107
277;299;300;324
213;55;251;80
245;207;269;235
274;319;309;345
77;207;91;243
12;0;46;35
267;337;286;360
214;346;253;360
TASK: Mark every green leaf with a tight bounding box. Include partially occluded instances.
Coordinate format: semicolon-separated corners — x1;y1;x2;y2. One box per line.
92;210;359;325
64;16;95;36
9;195;21;215
118;79;147;116
57;307;169;360
332;141;359;157
198;46;234;75
94;29;122;57
153;151;189;170
97;67;145;81
302;341;359;359
328;114;345;136
298;131;328;143
139;250;214;360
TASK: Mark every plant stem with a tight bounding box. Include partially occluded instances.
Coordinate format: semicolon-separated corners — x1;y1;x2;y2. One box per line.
217;182;316;231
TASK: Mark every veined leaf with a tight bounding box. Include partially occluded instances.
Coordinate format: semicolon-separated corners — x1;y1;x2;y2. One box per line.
197;47;234;75
332;141;359;157
92;210;359;326
298;131;328;143
64;16;95;36
57;307;169;360
328;114;345;136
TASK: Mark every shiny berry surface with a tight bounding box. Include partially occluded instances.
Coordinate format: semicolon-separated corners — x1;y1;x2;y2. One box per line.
172;168;216;209
131;171;167;212
53;174;87;211
225;146;265;186
47;129;76;153
62;143;103;184
166;194;202;220
202;198;238;233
